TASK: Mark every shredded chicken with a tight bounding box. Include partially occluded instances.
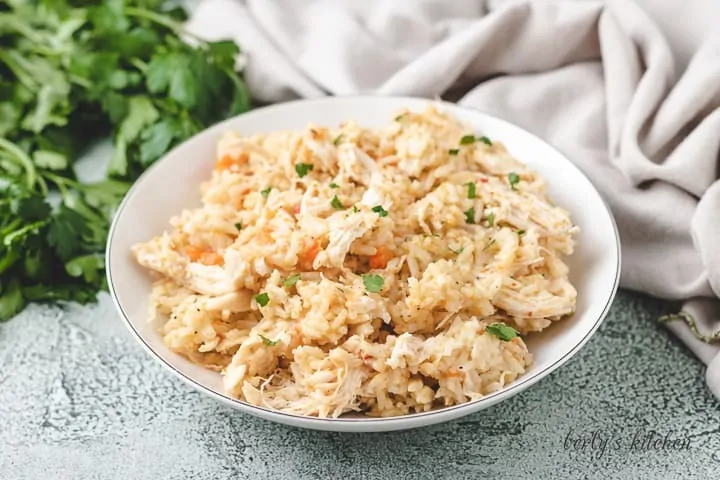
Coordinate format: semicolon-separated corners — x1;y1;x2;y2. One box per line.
132;106;577;418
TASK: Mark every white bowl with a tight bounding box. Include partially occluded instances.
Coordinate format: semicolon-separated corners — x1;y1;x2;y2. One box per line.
106;96;620;432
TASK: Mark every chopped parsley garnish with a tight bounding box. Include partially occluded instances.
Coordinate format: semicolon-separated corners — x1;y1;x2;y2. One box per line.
329;182;340;189
362;274;384;293
333;135;342;146
283;273;301;287
486;323;520;341
331;195;345;210
394;114;406;122
460;135;476;145
372;205;388;217
235;222;242;231
508;172;520;190
465;182;476;199
479;136;492;146
449;246;465;255
258;334;280;346
352;205;359;213
464;207;476;224
260;187;272;198
517;229;526;236
448;148;460;155
254;292;270;307
295;163;314;178
482;239;496;251
485;212;495;227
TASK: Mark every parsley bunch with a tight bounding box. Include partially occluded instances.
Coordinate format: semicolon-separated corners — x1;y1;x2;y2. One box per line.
0;0;251;320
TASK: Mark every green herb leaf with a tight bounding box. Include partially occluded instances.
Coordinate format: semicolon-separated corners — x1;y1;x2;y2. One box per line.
331;195;345;210
254;292;270;307
33;150;68;170
283;273;301;287
508;172;520;190
329;182;339;189
235;222;242;231
479;136;492;146
65;254;105;284
460;135;475;145
0;279;26;322
394;114;406;122
47;205;86;261
261;187;272;198
482;239;496;251
258;334;280;346
371;205;388;217
109;96;159;176
465;182;476;199
449;246;465;255
448;149;460;155
485;212;495;227
139;119;176;166
464;207;475;224
295;163;314;178
146;51;198;109
333;135;342;146
517;229;526;236
486;323;520;341
352;205;359;213
362;274;384;293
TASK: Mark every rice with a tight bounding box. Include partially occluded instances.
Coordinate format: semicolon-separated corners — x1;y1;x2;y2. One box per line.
132;106;578;418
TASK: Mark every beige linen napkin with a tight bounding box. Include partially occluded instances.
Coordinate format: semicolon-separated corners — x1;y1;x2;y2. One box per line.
186;0;720;398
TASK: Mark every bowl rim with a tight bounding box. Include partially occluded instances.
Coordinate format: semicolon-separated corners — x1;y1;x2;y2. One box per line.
106;95;621;429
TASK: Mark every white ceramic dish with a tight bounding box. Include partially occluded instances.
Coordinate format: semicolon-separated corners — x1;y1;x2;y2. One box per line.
106;96;620;432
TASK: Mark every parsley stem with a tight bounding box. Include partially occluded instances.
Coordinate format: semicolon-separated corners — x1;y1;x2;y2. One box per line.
0;138;37;190
125;7;204;42
128;58;148;74
42;172;81;191
68;74;92;89
124;7;183;33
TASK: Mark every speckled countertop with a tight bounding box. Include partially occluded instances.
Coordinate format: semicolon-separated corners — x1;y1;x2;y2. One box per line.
1;290;718;479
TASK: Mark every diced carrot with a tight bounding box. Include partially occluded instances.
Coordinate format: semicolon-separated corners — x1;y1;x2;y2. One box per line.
200;252;225;266
299;239;321;268
293;204;301;214
214;152;249;171
184;245;205;262
445;368;464;378
184;246;224;266
480;178;488;183
369;246;392;269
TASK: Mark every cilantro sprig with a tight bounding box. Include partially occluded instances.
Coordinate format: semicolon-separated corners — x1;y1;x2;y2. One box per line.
0;0;252;321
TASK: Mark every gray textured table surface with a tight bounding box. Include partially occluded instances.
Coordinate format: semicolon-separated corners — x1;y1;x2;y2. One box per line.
1;290;719;480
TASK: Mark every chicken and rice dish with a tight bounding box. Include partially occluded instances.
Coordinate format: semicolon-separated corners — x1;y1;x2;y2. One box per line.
132;106;578;418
